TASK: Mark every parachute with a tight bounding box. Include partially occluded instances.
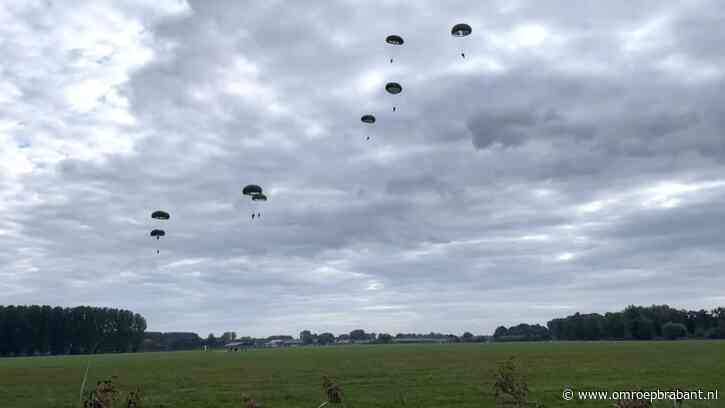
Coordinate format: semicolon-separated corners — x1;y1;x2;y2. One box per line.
243;186;267;220
385;35;404;63
385;35;404;45
151;210;170;220
385;82;403;94
242;185;263;196
150;210;169;254
361;114;376;124
451;23;472;37
385;82;403;112
361;114;376;140
150;228;165;254
451;23;472;58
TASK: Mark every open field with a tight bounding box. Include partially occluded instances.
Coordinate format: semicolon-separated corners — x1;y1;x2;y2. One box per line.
0;341;723;407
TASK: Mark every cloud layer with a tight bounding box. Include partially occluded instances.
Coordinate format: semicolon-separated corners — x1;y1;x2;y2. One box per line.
2;0;724;336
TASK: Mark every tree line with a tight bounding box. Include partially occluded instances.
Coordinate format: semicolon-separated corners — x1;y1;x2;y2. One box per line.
493;304;725;342
0;305;147;356
546;305;725;340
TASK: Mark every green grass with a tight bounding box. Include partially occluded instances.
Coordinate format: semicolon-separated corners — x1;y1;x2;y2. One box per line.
0;341;723;407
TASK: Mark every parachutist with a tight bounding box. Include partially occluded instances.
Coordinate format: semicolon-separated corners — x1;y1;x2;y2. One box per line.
461;53;466;58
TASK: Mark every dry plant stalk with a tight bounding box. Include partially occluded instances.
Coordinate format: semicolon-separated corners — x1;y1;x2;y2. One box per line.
82;379;118;408
318;376;345;408
242;393;259;408
493;357;544;408
81;378;143;408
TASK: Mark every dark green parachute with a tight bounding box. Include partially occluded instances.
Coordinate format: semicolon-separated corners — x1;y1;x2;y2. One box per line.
150;229;165;240
151;210;170;220
242;185;263;196
385;82;403;94
361;114;376;140
385;35;404;45
451;23;472;37
361;114;376;124
385;83;403;112
451;23;472;58
386;35;404;63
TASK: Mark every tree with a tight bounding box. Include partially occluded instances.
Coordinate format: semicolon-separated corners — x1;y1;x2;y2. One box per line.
662;322;687;340
462;332;474;342
300;330;315;345
317;333;335;345
220;332;236;344
349;329;367;341
493;326;508;339
206;333;217;348
377;333;393;344
0;305;146;356
629;316;655;340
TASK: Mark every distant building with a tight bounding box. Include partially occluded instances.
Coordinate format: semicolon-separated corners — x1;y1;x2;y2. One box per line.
264;339;302;348
224;341;247;351
392;337;450;344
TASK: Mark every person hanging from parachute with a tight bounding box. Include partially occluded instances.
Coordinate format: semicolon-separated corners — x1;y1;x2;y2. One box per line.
242;185;267;220
385;82;402;112
451;23;472;59
385;34;404;64
251;193;267;219
150;229;165;254
361;114;376;140
150;210;170;254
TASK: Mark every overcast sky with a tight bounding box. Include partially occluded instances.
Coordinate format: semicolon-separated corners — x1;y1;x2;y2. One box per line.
1;0;724;337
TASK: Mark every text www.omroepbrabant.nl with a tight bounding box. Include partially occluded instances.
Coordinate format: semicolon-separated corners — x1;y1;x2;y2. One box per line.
561;388;718;402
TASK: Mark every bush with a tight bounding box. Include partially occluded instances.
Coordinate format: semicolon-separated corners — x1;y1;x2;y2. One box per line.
492;357;544;407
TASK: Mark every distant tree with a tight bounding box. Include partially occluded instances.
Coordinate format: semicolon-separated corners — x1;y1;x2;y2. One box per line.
662;322;688;340
349;329;367;341
317;333;335;345
629;316;655;340
377;333;393;344
220;332;236;344
300;330;315;345
493;326;508;339
462;332;474;342
603;312;626;339
0;305;146;357
206;333;217;348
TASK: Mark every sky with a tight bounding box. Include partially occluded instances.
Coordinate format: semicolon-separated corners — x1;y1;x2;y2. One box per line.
1;0;724;337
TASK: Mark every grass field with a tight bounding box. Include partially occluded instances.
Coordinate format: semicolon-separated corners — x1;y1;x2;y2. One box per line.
0;341;723;407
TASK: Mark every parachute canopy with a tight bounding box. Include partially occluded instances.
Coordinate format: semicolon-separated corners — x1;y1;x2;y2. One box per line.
252;193;268;202
151;210;170;220
361;114;376;124
385;35;404;45
385;82;403;95
242;185;263;196
150;229;165;238
451;23;472;37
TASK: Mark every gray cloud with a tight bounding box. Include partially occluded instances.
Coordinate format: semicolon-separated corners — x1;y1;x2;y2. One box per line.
2;0;725;336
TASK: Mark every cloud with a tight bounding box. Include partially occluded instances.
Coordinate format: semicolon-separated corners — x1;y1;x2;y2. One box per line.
2;0;725;336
